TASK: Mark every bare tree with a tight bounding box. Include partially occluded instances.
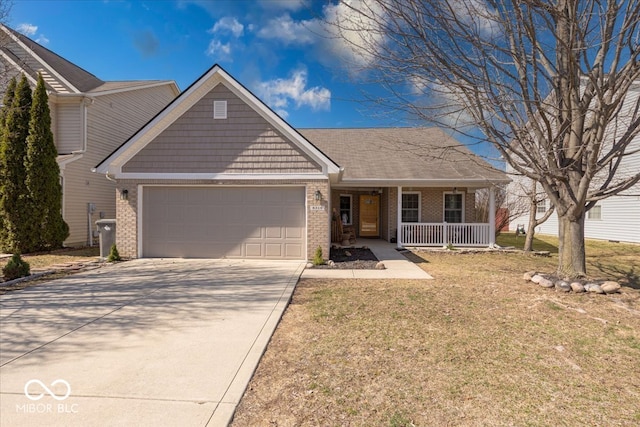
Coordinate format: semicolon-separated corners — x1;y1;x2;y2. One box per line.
475;186;528;238
322;0;640;277
508;179;556;251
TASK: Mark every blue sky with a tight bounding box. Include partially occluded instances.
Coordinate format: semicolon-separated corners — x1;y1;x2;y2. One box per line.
9;0;413;129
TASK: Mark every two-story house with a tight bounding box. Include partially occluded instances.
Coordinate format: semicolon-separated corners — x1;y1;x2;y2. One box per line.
0;25;179;247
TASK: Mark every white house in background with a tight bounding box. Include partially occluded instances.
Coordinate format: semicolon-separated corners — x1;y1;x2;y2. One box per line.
508;81;640;244
0;25;179;246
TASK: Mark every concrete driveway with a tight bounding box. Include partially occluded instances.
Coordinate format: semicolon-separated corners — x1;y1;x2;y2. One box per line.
0;258;304;427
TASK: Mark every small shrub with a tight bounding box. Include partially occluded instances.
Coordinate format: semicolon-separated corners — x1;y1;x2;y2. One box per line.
446;242;457;251
2;253;31;281
313;246;324;266
107;244;121;262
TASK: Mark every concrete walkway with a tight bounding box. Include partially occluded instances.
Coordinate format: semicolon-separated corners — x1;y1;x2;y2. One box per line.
0;259;304;427
302;240;433;279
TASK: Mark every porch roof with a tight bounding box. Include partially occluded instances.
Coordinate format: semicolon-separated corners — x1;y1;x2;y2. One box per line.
299;127;509;187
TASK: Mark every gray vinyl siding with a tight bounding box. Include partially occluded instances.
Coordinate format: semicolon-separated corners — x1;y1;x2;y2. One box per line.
55;102;83;153
61;84;176;246
123;83;321;174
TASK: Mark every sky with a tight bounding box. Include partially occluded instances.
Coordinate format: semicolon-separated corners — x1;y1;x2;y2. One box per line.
7;0;414;129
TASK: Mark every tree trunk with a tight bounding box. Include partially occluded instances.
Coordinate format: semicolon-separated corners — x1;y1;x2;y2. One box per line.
524;198;537;252
557;213;586;278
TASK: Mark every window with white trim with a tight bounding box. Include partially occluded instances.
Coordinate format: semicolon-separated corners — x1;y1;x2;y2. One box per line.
536;199;547;214
444;193;463;223
587;204;602;220
339;195;352;225
402;192;420;222
213;100;227;119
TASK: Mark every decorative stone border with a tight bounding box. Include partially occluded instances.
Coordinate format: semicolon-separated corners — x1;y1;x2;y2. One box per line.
523;271;621;294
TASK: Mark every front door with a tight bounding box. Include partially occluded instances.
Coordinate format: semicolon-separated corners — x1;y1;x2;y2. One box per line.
359;194;379;237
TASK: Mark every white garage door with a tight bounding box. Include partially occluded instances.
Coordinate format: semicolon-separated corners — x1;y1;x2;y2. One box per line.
142;187;305;259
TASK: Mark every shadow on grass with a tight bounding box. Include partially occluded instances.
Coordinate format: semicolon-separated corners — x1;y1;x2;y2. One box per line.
497;232;559;254
402;251;429;264
589;262;639;290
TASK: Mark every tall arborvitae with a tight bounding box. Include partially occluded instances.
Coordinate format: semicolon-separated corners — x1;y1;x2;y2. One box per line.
0;75;32;253
0;77;17;251
25;73;68;250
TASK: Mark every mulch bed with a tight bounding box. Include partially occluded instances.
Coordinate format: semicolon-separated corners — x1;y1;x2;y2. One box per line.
313;247;379;269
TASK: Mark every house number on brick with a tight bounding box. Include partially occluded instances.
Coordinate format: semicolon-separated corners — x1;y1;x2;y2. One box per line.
310;206;326;211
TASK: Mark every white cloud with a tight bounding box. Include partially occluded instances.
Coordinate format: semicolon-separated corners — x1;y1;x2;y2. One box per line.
319;0;386;68
209;17;244;38
255;1;385;69
36;35;50;45
255;69;331;116
205;39;232;60
16;23;38;36
257;14;316;45
257;0;306;11
448;0;500;38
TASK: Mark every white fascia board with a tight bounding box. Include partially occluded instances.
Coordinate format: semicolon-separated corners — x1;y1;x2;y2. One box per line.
57;153;83;170
335;178;511;187
0;51;38;86
2;26;80;94
111;172;329;180
87;80;180;97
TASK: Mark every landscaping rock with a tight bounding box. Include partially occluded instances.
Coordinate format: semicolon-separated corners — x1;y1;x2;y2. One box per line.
306;262;314;268
601;281;621;294
327;260;335;267
523;271;536;281
375;262;386;270
538;278;554;288
555;280;571;292
587;284;604;294
570;282;585;293
531;274;544;284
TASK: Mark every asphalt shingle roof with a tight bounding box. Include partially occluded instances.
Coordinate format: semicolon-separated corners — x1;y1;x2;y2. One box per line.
2;25;104;92
299;127;508;184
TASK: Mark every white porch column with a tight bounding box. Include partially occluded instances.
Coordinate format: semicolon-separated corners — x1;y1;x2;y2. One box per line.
489;186;496;248
397;186;403;248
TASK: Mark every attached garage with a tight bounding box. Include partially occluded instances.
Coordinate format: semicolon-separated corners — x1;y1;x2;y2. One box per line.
142;186;306;259
95;66;339;260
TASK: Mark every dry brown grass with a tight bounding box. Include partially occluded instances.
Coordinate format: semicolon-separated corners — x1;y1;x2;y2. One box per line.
232;236;640;426
0;246;100;271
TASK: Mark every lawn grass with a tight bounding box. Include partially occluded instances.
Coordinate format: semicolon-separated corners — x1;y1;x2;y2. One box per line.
0;247;100;272
232;237;640;426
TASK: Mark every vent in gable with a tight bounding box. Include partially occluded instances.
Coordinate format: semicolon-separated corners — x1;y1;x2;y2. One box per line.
213;100;227;119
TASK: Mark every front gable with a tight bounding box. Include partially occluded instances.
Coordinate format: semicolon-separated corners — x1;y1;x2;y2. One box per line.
96;65;339;179
123;83;322;174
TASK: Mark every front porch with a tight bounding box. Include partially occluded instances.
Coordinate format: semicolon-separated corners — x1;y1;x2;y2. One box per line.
399;222;492;247
330;185;497;248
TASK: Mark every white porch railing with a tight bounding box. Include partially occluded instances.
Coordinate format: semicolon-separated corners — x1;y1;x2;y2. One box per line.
400;223;491;247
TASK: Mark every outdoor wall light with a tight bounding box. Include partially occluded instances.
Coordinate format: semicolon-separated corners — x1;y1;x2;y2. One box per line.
120;189;129;200
314;190;322;201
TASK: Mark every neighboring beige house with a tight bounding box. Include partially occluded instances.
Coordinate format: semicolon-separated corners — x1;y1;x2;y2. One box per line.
95;65;509;260
0;25;179;246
